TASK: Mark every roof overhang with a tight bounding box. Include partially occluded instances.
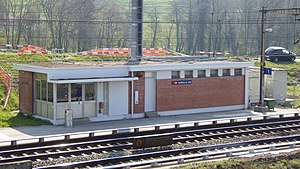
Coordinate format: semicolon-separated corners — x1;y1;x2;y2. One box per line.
48;77;138;84
128;62;254;71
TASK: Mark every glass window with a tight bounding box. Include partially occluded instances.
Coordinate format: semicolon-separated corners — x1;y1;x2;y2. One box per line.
57;84;68;102
41;74;47;81
35;73;41;80
35;73;48;101
273;49;282;54
210;69;218;77
185;70;193;78
223;69;230;76
41;80;47;101
35;80;41;99
235;68;243;76
171;71;180;79
198;70;206;77
85;84;95;101
282;49;289;54
48;83;53;102
71;84;82;101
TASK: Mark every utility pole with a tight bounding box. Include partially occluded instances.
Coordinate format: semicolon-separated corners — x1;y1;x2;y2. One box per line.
208;12;213;57
131;0;143;58
259;6;266;107
255;6;269;112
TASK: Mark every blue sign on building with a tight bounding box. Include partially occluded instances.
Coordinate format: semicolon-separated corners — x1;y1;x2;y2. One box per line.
171;80;192;85
264;68;272;75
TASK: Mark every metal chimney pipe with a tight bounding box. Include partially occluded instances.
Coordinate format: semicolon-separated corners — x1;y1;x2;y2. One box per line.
131;0;143;58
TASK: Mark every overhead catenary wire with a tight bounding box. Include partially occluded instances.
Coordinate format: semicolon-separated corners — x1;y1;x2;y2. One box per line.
0;18;299;25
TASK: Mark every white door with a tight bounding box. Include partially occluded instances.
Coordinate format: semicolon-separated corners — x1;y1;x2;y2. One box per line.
70;83;83;118
145;72;156;112
83;83;96;117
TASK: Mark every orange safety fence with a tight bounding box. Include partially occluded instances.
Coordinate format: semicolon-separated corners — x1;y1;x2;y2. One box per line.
78;48;173;57
0;67;12;108
18;44;48;55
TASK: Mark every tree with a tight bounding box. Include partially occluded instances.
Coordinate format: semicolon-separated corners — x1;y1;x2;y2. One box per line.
148;3;160;48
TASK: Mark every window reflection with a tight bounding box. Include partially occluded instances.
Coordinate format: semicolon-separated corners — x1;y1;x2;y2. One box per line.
41;81;47;101
210;69;218;77
57;84;68;102
85;84;95;101
35;80;41;99
48;83;53;102
71;84;82;101
171;71;180;79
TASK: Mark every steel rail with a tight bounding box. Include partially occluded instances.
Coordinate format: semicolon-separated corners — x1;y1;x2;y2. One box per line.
1;113;298;149
1;118;300;164
100;141;300;169
35;134;300;169
173;119;300;141
1;118;299;155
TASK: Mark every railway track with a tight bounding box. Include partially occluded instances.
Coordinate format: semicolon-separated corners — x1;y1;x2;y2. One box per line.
37;135;300;169
1;113;300;168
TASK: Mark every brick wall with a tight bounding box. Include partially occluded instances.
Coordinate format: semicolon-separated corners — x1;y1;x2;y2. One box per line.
19;71;34;114
132;71;145;113
157;76;245;111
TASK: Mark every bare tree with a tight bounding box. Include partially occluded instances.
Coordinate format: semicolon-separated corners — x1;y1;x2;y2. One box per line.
171;0;183;52
148;3;160;48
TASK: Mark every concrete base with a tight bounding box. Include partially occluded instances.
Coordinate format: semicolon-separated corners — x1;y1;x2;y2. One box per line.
145;112;159;118
254;105;269;113
0;160;32;169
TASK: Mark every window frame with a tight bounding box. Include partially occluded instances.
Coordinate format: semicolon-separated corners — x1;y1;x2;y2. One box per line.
185;70;193;78
210;69;218;77
235;68;243;76
85;83;95;101
171;71;180;79
57;84;69;103
71;84;82;102
222;69;230;76
198;70;206;78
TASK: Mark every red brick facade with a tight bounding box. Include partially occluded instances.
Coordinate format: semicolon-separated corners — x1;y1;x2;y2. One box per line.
19;71;34;114
133;71;145;113
128;71;145;114
156;76;245;111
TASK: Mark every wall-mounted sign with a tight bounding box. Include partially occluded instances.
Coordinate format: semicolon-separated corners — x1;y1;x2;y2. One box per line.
264;68;272;75
171;80;192;85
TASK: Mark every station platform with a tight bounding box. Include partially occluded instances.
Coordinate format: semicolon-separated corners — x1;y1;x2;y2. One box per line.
0;106;299;141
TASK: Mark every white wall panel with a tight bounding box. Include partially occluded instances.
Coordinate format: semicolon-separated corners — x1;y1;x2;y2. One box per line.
84;101;96;117
57;103;69;119
109;82;128;116
48;67;129;80
145;75;156;112
157;71;171;79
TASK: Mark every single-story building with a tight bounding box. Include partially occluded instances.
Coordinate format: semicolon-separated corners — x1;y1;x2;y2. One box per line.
15;58;253;125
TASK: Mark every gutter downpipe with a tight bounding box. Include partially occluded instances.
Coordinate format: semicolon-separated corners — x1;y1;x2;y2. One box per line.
131;71;134;118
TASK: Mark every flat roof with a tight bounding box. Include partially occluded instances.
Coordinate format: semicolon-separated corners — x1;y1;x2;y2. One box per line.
16;56;253;68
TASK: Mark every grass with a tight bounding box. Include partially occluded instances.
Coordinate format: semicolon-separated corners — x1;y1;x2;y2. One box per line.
262;61;300;85
0;110;51;127
287;85;300;106
287;85;300;97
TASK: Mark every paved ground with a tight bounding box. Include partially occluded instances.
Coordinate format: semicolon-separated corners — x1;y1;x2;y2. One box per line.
0;106;299;141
